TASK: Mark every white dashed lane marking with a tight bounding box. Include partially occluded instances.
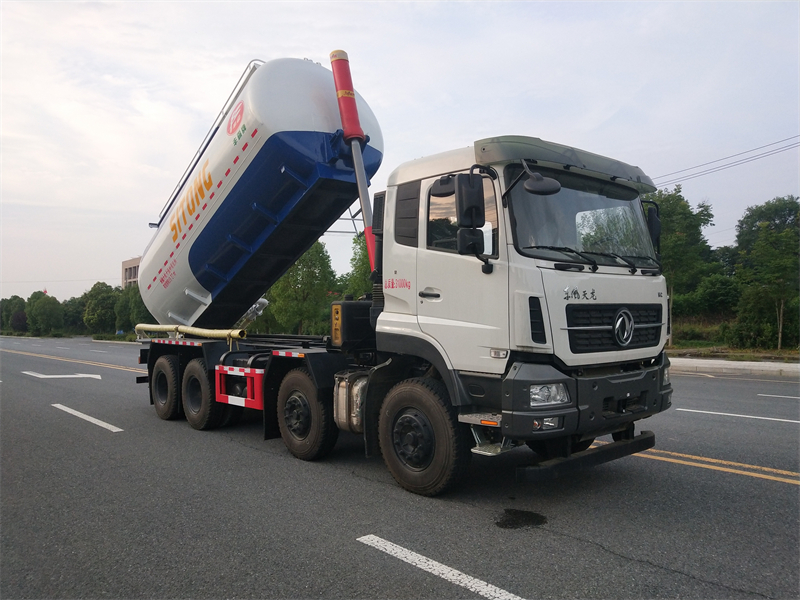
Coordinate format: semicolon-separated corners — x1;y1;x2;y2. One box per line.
358;534;524;600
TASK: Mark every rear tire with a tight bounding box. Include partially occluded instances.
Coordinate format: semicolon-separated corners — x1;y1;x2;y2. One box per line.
151;355;182;420
277;368;338;460
219;404;244;428
378;378;471;496
182;358;223;430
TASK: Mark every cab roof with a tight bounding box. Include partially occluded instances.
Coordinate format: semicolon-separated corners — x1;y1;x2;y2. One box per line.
387;135;656;194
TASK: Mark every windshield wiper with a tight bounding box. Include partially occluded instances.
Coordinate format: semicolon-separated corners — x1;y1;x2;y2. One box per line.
622;254;662;267
522;245;598;271
622;254;662;274
582;251;638;274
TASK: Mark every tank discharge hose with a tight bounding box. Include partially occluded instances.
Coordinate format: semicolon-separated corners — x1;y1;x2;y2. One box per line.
134;324;247;341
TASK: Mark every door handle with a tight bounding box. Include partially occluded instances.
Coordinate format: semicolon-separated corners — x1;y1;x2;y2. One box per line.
418;291;441;299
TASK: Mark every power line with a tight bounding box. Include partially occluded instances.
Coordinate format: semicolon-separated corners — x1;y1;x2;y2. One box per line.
653;135;799;180
654;141;800;188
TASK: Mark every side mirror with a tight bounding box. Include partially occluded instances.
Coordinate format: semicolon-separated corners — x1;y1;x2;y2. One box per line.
524;172;561;195
454;173;485;228
454;172;493;274
430;176;455;197
521;159;561;195
647;205;661;251
457;229;484;256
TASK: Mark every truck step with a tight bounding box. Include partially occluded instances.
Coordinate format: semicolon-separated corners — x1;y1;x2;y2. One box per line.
471;442;516;457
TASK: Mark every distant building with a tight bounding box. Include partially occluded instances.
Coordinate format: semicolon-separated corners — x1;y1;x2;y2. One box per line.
122;257;141;288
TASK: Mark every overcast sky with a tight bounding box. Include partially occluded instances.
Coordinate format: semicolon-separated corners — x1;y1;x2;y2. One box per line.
2;1;798;302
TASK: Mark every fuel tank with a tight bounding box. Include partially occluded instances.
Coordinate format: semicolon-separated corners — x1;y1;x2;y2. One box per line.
139;58;383;328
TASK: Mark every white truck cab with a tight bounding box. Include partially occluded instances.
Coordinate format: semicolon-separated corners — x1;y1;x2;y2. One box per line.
372;135;671;463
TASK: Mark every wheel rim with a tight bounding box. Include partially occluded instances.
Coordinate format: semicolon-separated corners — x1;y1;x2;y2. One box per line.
185;376;202;414
154;371;168;406
392;408;435;470
284;392;311;440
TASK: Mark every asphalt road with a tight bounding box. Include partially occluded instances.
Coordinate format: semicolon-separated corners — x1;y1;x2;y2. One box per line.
1;336;798;599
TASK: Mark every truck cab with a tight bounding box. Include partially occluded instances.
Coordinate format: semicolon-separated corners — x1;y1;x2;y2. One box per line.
373;135;671;460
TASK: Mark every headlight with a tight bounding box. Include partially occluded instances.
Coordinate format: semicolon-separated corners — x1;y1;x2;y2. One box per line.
663;367;670;386
529;383;570;407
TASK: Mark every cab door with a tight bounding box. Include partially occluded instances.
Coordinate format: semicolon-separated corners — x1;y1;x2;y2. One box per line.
416;174;509;374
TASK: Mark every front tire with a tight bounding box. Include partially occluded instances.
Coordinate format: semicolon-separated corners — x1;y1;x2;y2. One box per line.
277;369;338;461
378;378;471;496
151;355;182;420
182;358;223;430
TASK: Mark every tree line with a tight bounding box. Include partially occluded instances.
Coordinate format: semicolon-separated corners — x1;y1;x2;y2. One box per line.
0;282;155;339
2;193;796;349
653;190;798;350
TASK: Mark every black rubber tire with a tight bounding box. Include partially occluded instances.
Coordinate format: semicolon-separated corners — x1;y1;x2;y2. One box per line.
219;404;244;428
182;358;223;430
277;368;338;461
151;355;183;420
525;441;548;459
378;378;471;496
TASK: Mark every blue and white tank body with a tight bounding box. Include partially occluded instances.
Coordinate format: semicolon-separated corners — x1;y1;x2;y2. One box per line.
139;58;383;328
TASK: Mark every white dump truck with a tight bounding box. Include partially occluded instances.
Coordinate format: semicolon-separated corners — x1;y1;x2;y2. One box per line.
136;52;672;496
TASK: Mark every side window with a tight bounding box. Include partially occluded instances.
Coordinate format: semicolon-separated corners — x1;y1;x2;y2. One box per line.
426;176;498;256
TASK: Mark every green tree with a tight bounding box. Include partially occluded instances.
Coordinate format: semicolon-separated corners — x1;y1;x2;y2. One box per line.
735;195;799;258
641;186;715;338
25;291;47;336
268;241;336;335
130;284;155;327
115;286;134;332
711;245;738;278
2;295;25;331
83;282;121;334
672;274;740;319
62;296;88;334
31;295;64;335
10;310;27;332
344;235;372;299
735;223;799;350
644;186;715;296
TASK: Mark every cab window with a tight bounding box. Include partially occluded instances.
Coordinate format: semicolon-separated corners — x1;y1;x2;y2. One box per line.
426;176;498;256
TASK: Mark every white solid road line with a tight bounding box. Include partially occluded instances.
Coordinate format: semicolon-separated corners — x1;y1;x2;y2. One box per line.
758;394;800;400
358;534;524;600
676;408;800;424
52;404;123;432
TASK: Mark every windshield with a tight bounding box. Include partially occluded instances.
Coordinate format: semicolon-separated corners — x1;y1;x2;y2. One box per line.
504;164;659;268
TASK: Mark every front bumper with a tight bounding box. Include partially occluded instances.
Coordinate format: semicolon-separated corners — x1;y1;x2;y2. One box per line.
499;354;672;441
516;430;656;481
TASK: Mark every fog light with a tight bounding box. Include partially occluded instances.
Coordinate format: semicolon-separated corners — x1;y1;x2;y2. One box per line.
529;383;569;407
663;367;670;386
532;417;562;431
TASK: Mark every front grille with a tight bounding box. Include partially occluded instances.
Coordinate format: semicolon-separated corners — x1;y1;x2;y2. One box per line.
566;304;662;353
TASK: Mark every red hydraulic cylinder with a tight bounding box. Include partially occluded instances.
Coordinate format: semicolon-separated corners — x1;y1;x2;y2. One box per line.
330;49;375;272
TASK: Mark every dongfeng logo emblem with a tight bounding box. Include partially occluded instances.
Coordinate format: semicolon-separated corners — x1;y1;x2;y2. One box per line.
614;308;635;346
